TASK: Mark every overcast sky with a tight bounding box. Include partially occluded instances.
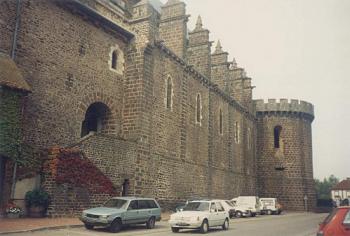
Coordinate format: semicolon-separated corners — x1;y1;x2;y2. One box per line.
159;0;350;180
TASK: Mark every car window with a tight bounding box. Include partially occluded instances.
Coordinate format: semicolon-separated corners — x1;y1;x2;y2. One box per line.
138;200;148;209
183;202;209;211
225;201;234;207
216;202;225;212
103;199;128;209
210;202;217;212
128;200;138;210
343;210;350;224
147;200;158;209
323;208;338;224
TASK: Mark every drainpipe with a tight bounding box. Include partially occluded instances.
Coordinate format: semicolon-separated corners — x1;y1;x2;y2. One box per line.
11;0;22;59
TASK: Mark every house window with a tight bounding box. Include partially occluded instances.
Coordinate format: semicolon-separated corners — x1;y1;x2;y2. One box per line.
234;121;240;143
219;108;223;135
274;125;282;148
166;76;173;109
196;93;201;124
111;50;118;70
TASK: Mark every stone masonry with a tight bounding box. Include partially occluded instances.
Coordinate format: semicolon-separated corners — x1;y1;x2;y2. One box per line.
0;0;316;214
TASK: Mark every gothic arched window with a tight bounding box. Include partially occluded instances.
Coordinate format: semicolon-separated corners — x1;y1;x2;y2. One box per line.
274;125;282;148
196;94;201;124
166;76;173;109
111;50;118;70
219;108;223;135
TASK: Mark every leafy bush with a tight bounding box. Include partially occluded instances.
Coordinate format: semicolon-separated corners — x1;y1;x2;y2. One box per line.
25;189;49;208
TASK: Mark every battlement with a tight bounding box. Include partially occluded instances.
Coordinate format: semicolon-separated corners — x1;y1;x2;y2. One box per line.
254;99;314;118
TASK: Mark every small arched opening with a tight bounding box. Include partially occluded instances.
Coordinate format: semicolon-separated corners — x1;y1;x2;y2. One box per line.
274;125;282;148
81;102;111;137
111;50;118;70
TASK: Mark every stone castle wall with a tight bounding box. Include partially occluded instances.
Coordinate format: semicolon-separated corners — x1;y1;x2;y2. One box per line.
0;0;315;214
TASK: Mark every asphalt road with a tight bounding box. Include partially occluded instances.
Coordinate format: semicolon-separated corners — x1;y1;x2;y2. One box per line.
4;212;327;236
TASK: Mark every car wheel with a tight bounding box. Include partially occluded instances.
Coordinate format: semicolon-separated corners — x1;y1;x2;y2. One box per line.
110;218;122;233
146;217;155;229
84;224;94;230
171;227;180;233
222;218;229;230
200;219;209;234
235;211;242;218
267;210;272;215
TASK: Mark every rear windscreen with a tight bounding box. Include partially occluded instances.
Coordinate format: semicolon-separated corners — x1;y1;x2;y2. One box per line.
323;208;339;224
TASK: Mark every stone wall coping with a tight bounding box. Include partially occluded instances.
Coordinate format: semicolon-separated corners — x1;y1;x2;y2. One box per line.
254;98;314;117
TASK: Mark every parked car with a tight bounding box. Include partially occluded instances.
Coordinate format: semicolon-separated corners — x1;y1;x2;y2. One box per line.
212;199;236;218
169;200;229;233
259;198;282;215
231;196;261;217
80;197;161;233
317;206;350;236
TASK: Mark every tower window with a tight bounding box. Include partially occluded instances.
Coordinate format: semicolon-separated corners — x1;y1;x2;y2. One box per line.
111;50;118;70
166;76;173;109
274;125;282;148
247;127;251;149
196;93;201;124
234;121;240;143
219;108;223;135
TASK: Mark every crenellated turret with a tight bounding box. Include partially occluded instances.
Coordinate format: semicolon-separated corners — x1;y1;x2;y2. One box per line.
255;98;316;211
159;0;189;59
187;16;212;78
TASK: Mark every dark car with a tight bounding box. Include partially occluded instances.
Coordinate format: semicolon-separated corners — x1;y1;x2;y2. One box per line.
317;206;350;236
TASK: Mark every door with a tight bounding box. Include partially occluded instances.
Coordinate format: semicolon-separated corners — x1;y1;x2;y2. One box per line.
124;200;140;224
216;202;227;225
208;202;220;226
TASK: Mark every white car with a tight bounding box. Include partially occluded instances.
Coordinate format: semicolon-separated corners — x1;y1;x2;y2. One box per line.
169;200;230;233
212;199;236;218
259;198;282;215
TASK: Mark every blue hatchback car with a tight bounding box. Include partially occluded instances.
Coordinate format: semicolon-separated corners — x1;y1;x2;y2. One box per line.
80;197;161;233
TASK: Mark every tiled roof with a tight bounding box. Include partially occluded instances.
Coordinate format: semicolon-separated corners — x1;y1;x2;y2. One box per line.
0;53;31;92
332;178;350;190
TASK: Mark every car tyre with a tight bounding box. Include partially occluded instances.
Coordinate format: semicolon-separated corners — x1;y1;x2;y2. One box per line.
84;224;94;230
146;216;155;229
235;211;242;218
200;219;209;234
110;218;122;233
222;218;229;230
171;227;180;233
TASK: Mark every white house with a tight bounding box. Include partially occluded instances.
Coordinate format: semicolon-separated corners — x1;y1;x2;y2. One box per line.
331;178;350;202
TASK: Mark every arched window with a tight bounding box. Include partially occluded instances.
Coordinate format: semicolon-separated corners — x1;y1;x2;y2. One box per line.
166;76;172;109
81;102;110;137
196;94;201;124
274;125;282;148
247;127;251;149
111;50;118;70
219;108;223;135
234;121;240;144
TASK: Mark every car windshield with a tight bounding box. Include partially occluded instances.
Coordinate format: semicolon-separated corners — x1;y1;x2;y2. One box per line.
183;202;209;211
225;201;234;207
103;199;128;209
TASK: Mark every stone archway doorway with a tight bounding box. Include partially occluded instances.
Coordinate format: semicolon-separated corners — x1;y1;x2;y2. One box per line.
81;102;111;137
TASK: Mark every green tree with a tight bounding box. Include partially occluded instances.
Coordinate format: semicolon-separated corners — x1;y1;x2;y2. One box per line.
315;175;339;199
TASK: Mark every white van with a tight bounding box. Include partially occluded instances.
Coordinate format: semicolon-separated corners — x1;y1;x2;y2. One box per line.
231;196;261;217
259;198;282;215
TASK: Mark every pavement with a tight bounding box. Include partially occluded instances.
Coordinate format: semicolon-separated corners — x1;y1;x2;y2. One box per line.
0;212;172;235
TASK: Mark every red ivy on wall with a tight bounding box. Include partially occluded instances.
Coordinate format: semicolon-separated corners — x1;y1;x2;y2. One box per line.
49;148;117;195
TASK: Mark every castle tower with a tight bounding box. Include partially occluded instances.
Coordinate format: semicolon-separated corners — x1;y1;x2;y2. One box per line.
187;16;212;78
211;40;229;90
255;99;316;211
159;0;188;59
